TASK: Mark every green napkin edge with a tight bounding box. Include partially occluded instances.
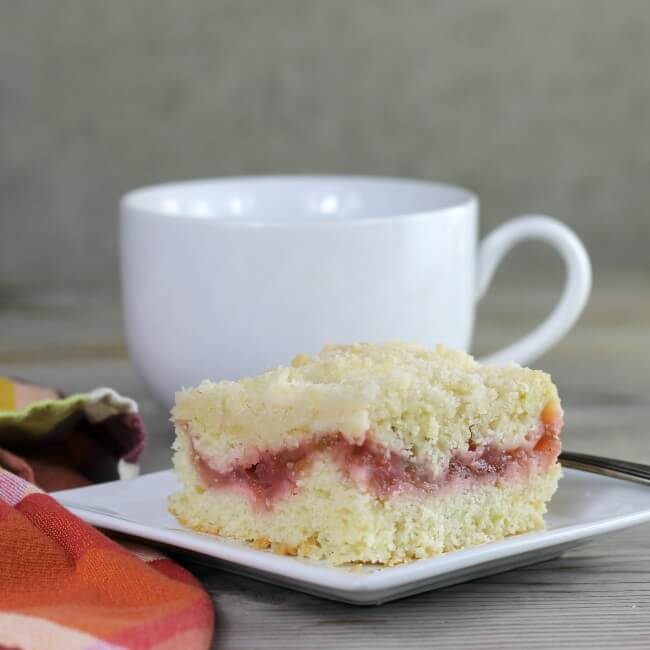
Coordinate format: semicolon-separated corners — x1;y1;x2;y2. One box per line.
0;393;91;439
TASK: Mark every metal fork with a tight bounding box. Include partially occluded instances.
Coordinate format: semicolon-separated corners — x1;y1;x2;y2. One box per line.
560;451;650;485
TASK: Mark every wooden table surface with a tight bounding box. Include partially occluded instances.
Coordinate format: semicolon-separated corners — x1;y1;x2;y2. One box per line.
2;276;650;649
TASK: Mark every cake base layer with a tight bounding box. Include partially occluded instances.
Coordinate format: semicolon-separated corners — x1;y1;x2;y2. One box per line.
169;461;561;565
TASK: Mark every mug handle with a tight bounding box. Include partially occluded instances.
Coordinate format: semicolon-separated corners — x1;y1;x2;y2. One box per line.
476;215;592;366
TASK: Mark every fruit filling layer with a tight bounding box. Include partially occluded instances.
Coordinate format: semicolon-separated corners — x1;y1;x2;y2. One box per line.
190;404;562;511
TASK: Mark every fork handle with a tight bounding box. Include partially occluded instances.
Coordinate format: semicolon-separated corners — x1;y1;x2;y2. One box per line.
560;451;650;485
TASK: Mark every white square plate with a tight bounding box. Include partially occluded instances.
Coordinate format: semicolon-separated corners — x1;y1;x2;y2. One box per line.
53;468;650;605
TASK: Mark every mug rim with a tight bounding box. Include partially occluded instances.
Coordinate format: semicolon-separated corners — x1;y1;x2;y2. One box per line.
120;175;478;227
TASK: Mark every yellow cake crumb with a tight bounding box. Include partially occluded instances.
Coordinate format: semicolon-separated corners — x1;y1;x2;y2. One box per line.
174;342;559;473
169;342;562;565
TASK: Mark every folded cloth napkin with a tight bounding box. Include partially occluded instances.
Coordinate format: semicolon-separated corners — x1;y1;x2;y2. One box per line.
0;377;147;490
0;378;215;650
0;469;214;649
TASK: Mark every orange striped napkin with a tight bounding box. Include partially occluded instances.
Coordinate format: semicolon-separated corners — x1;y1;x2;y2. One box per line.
0;467;214;649
0;377;214;649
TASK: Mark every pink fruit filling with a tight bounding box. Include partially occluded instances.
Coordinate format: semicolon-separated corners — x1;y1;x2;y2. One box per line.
191;403;562;511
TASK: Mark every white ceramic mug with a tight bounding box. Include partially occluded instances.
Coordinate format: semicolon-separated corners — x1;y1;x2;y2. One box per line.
120;176;591;410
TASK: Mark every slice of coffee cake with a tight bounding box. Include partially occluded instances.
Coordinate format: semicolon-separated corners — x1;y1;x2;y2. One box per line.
169;343;562;565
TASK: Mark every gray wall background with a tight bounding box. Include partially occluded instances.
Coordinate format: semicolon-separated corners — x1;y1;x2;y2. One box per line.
2;0;649;295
